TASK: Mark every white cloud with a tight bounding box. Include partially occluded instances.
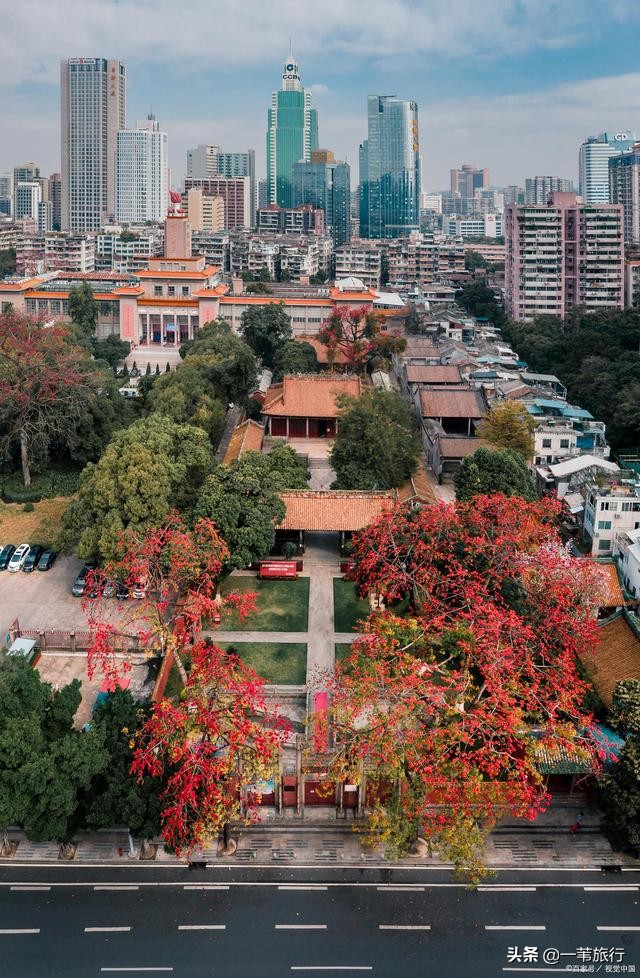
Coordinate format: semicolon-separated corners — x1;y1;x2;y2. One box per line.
0;0;630;86
308;84;330;97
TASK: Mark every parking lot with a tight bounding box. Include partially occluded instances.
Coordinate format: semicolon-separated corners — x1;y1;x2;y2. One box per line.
0;554;95;636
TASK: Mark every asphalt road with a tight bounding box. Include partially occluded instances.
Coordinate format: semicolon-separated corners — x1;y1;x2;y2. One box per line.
0;865;638;977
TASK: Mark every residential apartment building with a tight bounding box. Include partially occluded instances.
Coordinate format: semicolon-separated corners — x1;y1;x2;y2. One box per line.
385;233;465;285
14;182;42;221
579;130;636;204
444;214;502;239
185;189;225;233
505;192;624;321
257;204;325;236
187;146;256;225
614;527;640;599
115;115;168;224
61;58;126;231
525;176;573;205
609;143;640;245
96;231;162;273
625;258;640;307
360;95;421;239
45;234;96;272
583;479;640;556
183;177;252;229
334;241;382;288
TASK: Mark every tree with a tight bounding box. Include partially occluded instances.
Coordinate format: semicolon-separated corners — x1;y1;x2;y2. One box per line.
0;312;105;486
454;448;536;502
68;281;98;338
0;248;16;279
464;249;493;272
318;305;406;373
272;340;319;381
61;415;215;561
179;320;257;404
331;496;604;876
193;446;309;569
131;639;287;855
456;281;505;328
601;679;640;854
240;304;292;367
147;361;227;446
330;389;419;490
0;657;107;850
90;335;131;372
477;401;537;460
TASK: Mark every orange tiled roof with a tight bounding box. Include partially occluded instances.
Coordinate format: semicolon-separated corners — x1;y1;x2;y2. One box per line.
219;296;333;307
405;365;462;385
192;285;229;298
439;436;489;459
278;490;394;531
595;561;637;608
223;420;265;465
25;290;123;301
329;288;377;301
0;276;48;292
138;298;198;307
419;387;487;420
137;267;218;279
262;374;362;419
396;460;437;505
579;611;640;707
112;285;146;296
296;335;349;365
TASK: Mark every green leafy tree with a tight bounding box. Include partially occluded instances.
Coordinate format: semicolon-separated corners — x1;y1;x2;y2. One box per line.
240;304;292;367
61;415;215;561
90;336;131;372
330;389;419;490
272;340;319;381
0;248;16;279
193;445;309;569
147;361;227;446
179;320;257;404
477;401;537;460
68;281;99;338
601;679;640;854
454;447;536;502
456;281;505;327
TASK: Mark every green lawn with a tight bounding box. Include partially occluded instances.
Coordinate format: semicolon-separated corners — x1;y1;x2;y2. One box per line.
218;642;307;685
219;577;310;632
333;578;370;633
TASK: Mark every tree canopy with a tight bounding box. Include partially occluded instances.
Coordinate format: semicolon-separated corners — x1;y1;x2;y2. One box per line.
61;415;215;561
330;389;419;490
179;320;258;405
456;281;505;328
68;281;98;338
318;306;406;372
147;360;227;447
272;340;319;381
193;446;309;569
477;400;536;460
601;679;640;855
239;304;292;368
454;447;536;502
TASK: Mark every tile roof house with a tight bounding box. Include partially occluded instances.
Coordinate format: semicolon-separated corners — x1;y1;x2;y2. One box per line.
222;419;265;465
262;374;362;440
419;387;488;436
579;610;640;707
278;490;394;532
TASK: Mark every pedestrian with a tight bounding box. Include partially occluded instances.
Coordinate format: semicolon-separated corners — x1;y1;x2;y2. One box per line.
570;811;584;834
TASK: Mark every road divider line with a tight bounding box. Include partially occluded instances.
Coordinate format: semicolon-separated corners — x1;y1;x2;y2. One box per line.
290;969;373;973
486;925;546;931
597;926;640;931
100;970;174;974
276;924;328;930
379;924;430;931
178;925;226;931
94;885;139;891
478;887;537;893
0;929;40;935
85;927;132;933
585;886;639;892
376;886;424;892
279;886;328;891
10;885;51;892
183;884;229;891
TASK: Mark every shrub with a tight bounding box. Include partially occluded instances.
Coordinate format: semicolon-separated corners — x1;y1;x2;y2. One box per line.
22;502;35;513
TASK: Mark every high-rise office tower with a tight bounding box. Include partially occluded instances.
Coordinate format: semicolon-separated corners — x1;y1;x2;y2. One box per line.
61;58;126;231
525;176;573;205
115;115;168;224
12;163;40;213
186;145;221;179
292;149;351;247
450;163;489;198
48;173;62;230
609;143;640;245
266;48;318;207
15;181;42;221
359;95;421;239
579;131;636;204
0;175;11;216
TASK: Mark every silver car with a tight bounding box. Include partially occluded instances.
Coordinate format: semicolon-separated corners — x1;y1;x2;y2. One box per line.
8;543;30;572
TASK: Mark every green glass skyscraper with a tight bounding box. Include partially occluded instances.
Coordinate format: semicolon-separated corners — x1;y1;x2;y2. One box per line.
359;95;421;239
267;50;318;208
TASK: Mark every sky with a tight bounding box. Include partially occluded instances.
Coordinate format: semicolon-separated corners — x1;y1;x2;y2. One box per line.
2;0;640;192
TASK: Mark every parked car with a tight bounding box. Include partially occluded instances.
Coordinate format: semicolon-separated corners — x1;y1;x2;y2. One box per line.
8;544;30;572
37;550;57;572
102;579;117;598
22;545;44;573
0;544;16;570
71;562;98;597
116;582;129;600
131;580;148;600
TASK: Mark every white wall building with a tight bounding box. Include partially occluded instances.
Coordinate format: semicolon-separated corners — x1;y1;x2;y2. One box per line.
583;480;640;556
614;527;640;599
15;181;42;221
115;116;168;225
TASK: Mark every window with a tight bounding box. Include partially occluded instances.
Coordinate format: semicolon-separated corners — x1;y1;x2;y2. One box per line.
598;520;612;530
182;286;189;297
154;286;162;297
598;539;611;551
542;438;552;448
167;286;175;297
559;438;570;449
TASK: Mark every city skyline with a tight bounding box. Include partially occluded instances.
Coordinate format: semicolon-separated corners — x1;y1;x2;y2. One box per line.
2;1;640;188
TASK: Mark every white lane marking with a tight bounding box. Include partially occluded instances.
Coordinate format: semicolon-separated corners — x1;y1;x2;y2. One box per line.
10;885;51;892
85;927;132;933
100;970;174;974
597;925;640;931
0;929;40;935
178;925;226;931
94;885;139;891
376;886;424;892
584;886;639;892
486;925;546;931
182;885;229;891
478;886;536;893
379;924;430;931
279;885;328;891
276;924;328;930
290;970;373;973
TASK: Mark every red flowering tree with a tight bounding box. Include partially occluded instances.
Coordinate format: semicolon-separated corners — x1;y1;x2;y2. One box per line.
84;513;256;688
131;639;288;855
330;495;605;876
317;305;405;372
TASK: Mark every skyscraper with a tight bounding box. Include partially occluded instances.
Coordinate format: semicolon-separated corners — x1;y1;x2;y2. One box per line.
48;173;62;230
61;58;126;231
359;95;421;239
450;163;489;198
15;181;41;221
266;49;318;208
115;115;168;224
293;149;351;247
579;131;636;204
609;143;640;245
525;176;573;205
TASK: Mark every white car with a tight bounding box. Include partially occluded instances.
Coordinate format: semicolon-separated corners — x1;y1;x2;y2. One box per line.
8;543;30;572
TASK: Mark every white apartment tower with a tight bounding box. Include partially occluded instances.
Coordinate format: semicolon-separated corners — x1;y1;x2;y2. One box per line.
116;115;168;224
14;181;42;221
61;58;126;232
